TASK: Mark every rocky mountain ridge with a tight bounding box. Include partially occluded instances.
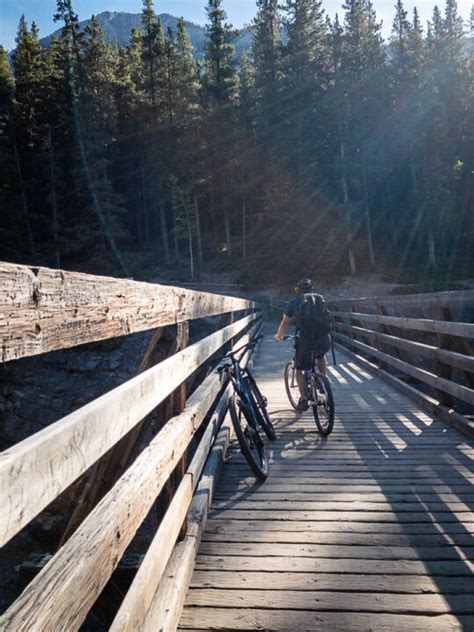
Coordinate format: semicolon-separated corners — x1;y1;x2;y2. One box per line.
40;10;252;58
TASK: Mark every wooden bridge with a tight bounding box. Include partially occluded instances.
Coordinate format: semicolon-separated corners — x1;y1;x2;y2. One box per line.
0;262;473;631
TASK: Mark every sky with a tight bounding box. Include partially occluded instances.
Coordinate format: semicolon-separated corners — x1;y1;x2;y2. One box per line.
1;0;472;50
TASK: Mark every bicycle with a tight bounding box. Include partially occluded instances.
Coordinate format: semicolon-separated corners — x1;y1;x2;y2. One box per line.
283;335;335;436
219;334;276;481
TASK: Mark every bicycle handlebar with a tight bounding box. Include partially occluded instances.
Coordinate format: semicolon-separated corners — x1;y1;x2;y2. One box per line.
226;334;264;359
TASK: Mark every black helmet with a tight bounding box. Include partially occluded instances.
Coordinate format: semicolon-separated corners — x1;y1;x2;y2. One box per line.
296;278;313;292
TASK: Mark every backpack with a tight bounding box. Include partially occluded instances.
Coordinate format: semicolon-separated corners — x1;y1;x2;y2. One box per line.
296;293;331;339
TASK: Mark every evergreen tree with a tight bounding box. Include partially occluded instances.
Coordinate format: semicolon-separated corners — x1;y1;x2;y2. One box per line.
203;0;238;258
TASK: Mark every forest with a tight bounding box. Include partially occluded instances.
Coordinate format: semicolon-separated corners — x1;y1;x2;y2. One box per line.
0;0;473;286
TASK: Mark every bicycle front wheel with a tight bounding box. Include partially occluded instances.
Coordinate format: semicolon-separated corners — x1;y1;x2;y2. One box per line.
246;375;277;440
229;394;268;481
284;361;299;410
311;374;335;436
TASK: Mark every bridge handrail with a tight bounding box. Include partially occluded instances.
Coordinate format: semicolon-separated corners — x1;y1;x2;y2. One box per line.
0;262;262;631
0;262;254;362
329;290;474;432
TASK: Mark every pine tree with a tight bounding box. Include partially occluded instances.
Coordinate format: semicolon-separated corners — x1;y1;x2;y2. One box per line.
203;0;238;258
253;0;282;150
0;45;25;260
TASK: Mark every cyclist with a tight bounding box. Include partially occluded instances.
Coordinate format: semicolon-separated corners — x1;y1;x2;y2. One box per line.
274;278;331;411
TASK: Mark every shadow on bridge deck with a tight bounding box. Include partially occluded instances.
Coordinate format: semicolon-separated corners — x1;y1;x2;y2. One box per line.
179;327;474;631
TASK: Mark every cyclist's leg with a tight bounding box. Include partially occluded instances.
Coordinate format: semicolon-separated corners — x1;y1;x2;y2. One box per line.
317;355;327;375
295;337;312;405
295;369;307;399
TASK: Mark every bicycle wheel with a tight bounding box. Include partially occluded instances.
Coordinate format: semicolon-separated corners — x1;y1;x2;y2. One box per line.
246;374;277;440
229;394;268;481
311;374;335;436
284;360;299;409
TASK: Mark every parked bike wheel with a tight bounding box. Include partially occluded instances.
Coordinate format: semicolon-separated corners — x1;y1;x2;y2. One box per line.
311;374;335;436
246;375;277;440
284;361;299;410
229;394;268;481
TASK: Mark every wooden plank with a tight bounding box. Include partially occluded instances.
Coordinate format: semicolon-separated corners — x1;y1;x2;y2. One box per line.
184;588;474;615
194;555;473;575
201;530;474;547
0;313;256;548
179;608;474;630
333;332;474;406
206;509;474;523
333;322;474;374
203;519;474;535
197;541;472;561
0;261;254;362
327;289;474;310
189;570;474;594
208;500;471;513
109;326;261;632
212;491;474;504
332;310;474;339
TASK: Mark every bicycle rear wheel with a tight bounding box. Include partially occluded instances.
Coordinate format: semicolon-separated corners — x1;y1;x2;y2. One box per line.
311;374;335;436
229;394;268;481
284;360;299;410
246;374;277;440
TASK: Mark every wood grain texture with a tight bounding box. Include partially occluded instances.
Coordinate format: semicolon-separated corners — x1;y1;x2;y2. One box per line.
332;310;474;339
0;261;254;362
179;330;474;631
0;313;257;548
334;321;474;374
327;289;474;310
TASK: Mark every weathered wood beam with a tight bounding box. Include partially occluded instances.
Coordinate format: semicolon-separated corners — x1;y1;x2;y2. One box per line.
328;289;474;310
333;322;474;374
0;322;261;632
0;261;254;362
0;313;257;548
332;310;474;339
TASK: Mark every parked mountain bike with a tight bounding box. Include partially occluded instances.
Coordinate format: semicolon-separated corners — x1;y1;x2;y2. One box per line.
219;334;276;481
283;335;335;436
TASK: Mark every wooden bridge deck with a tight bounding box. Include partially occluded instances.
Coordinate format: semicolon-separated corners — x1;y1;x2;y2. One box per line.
179;331;474;631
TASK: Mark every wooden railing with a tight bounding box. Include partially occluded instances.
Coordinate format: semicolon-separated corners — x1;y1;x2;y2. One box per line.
0;262;262;631
328;289;474;437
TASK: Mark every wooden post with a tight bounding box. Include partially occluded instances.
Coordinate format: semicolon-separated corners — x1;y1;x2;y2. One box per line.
434;307;454;406
155;322;189;541
433;307;474;406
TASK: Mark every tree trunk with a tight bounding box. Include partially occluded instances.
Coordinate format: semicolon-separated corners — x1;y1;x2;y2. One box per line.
172;203;180;261
338;129;356;275
428;228;437;269
140;158;149;245
12;134;36;260
186;213;195;279
209;185;217;240
159;200;171;264
48;130;61;269
193;190;203;267
242;197;247;261
224;211;232;259
362;166;375;268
